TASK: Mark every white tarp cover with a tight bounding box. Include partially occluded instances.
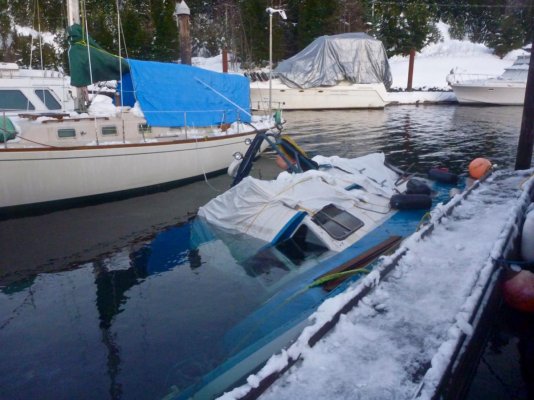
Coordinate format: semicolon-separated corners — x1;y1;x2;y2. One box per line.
197;153;399;244
274;33;393;89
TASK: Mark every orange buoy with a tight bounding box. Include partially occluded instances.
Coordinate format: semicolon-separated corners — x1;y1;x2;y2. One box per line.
468;158;492;179
502;270;534;313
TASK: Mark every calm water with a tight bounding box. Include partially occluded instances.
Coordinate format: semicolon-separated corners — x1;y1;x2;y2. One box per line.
0;105;532;400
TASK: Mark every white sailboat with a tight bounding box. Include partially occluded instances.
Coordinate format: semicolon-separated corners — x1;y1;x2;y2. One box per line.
0;0;270;217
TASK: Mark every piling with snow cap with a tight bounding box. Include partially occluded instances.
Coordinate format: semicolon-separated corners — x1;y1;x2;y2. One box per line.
174;0;192;66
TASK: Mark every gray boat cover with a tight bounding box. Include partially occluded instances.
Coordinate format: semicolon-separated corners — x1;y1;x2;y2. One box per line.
275;33;392;89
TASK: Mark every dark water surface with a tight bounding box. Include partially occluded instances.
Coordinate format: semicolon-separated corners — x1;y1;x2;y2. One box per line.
0;105;532;400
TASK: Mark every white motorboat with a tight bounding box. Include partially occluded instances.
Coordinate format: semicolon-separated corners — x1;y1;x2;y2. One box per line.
0;24;270;217
0;62;75;113
447;53;530;105
250;79;389;110
250;33;392;110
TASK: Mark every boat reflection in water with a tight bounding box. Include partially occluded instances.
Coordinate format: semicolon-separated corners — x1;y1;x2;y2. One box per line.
0;214;336;400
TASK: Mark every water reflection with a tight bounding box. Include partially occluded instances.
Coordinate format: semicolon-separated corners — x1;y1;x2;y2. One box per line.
285;105;523;174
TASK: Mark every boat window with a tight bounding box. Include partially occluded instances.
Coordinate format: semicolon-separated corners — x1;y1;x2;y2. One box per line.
34;89;62;110
101;126;118;135
312;204;364;240
275;224;328;265
0;90;35;111
57;128;76;138
138;124;152;134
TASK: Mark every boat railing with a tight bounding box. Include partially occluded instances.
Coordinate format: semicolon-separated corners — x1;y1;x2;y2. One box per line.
446;72;497;85
0;106;255;149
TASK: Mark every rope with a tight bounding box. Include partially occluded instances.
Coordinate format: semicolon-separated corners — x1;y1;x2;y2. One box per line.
242;177;316;235
309;268;370;288
194;136;223;194
494;257;534;273
14;135;59;148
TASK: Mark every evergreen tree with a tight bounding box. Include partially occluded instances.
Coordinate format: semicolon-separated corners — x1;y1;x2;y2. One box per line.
150;0;179;61
374;0;438;56
121;4;153;59
296;0;338;49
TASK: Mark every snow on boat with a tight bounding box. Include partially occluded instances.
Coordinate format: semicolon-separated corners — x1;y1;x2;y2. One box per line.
218;168;534;400
163;132;458;399
0;24;270;217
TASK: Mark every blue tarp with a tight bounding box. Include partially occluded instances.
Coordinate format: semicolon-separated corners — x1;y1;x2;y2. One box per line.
124;59;251;127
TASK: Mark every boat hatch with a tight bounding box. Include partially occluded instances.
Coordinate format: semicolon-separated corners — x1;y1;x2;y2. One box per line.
275;224;329;265
312;203;364;240
57;128;76;138
102;126;118;135
138;123;151;134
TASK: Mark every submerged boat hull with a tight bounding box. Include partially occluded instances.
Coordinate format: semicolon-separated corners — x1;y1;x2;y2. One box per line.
250;82;389;110
0;133;257;215
451;82;526;105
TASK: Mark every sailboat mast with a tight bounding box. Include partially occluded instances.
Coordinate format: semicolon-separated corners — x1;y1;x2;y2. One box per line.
66;0;86;111
66;0;80;25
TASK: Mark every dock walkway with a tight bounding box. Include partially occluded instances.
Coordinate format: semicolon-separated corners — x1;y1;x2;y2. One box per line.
223;169;534;400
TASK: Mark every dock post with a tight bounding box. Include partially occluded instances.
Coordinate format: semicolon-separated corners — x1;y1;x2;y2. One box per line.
515;44;534;170
174;1;192;66
407;48;415;92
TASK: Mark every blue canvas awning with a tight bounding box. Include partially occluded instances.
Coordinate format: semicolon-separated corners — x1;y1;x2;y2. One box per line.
125;59;251;127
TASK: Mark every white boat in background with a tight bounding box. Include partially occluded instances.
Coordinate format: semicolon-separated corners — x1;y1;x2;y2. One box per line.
0;23;270;217
249;33;392;110
447;52;530;105
250;79;389;110
0;62;75;113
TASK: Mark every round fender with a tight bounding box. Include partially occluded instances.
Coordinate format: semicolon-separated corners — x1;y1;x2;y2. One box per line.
428;168;459;184
502;270;534;313
227;158;242;178
390;194;432;210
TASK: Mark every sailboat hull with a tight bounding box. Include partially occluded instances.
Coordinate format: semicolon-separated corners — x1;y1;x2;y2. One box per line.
0;133;257;216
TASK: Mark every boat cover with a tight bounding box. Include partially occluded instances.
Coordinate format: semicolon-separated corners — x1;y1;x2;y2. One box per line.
198;153;399;244
68;24;130;87
274;33;392;89
126;60;252;127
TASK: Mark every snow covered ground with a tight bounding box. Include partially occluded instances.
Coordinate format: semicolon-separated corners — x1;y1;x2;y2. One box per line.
194;22;529;105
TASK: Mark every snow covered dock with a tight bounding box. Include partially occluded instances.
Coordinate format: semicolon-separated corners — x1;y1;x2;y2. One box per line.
221;169;534;400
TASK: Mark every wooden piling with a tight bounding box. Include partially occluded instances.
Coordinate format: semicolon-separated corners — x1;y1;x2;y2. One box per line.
407;48;415;92
515;45;534;170
175;1;192;66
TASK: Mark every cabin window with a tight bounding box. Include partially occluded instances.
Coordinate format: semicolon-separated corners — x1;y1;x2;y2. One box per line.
275;224;328;265
312;204;364;240
138;123;152;134
0;90;35;111
101;126;118;136
34;89;62;110
57;128;76;138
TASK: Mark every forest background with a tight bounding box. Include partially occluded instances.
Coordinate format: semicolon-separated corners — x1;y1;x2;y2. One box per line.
0;0;533;72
